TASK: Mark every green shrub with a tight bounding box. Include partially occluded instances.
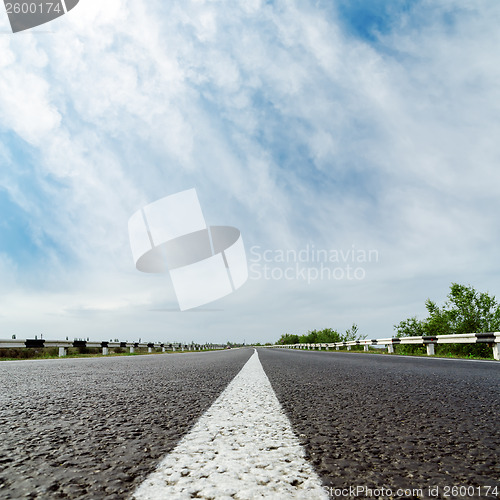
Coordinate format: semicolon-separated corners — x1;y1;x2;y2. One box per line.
394;283;499;359
394;344;426;356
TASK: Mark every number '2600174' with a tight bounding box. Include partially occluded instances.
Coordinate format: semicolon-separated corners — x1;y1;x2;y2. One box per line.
3;1;80;33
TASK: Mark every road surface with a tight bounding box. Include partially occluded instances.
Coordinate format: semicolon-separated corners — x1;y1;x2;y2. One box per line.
0;348;498;499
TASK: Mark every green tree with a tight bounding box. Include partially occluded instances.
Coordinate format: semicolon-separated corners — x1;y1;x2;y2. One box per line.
277;325;364;346
299;329;318;343
317;328;342;343
277;333;300;345
394;283;500;358
342;323;366;341
445;283;500;333
394;316;426;338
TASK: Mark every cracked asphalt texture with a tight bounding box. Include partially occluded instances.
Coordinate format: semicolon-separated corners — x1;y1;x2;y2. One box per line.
258;349;500;499
0;349;252;499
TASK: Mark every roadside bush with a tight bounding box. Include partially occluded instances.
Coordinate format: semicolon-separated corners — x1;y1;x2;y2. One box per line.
394;283;498;359
0;348;31;359
394;344;426;356
434;343;491;359
277;324;366;345
349;345;365;352
44;347;59;357
0;348;58;359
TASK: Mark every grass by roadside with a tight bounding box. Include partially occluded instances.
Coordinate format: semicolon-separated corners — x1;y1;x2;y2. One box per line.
0;347;225;361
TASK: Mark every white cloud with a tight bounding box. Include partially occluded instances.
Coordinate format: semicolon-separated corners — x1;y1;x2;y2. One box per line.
0;0;499;342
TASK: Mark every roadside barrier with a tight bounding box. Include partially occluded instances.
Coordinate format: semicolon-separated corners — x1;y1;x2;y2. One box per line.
0;339;227;357
270;332;500;360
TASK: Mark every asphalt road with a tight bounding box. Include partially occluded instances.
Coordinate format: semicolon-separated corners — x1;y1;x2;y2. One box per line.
0;349;253;499
258;349;500;499
1;348;499;499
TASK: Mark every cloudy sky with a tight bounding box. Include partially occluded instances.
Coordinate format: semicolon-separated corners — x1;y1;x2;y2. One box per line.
1;0;499;344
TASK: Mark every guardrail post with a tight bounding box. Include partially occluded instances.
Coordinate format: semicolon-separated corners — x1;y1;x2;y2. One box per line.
336;345;339;350
423;337;436;356
59;347;67;357
364;345;369;352
101;342;109;355
387;344;394;353
129;346;134;353
347;345;351;351
493;343;499;361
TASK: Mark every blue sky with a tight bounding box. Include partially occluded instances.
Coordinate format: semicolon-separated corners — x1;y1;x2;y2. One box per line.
335;0;419;40
1;0;499;343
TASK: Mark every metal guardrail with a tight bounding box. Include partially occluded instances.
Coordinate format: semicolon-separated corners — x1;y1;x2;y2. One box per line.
270;332;500;360
0;339;227;357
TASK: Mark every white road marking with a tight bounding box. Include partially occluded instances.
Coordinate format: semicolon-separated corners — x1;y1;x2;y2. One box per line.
132;350;327;500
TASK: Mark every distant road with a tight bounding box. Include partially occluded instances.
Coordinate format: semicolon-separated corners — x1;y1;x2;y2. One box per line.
0;349;498;499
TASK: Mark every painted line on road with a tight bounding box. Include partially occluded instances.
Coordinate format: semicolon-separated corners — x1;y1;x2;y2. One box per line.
132;349;327;499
